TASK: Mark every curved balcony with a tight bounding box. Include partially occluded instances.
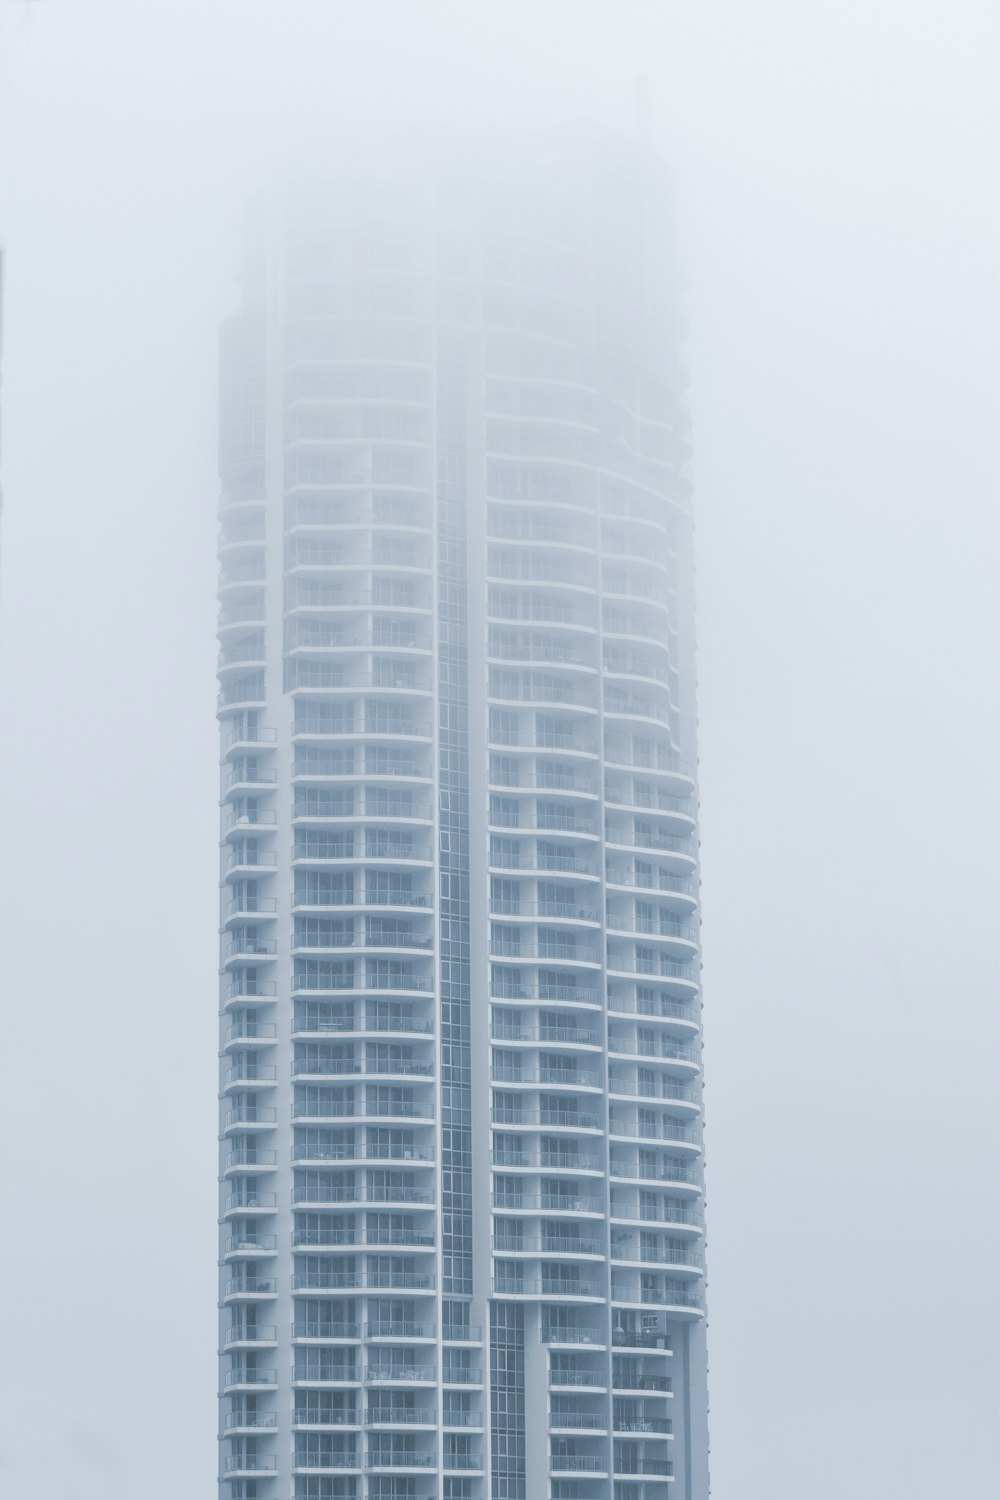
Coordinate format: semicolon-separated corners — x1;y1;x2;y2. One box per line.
291;1099;434;1129
223;1018;278;1048
490;1066;602;1092
489;898;600;925
550;1416;610;1435
223;1233;278;1258
549;1456;609;1478
487;726;600;760
604;961;700;999
364;1320;437;1342
223;771;279;800
218;602;267;635
494;1278;605;1303
609;1160;702;1192
222;1104;278;1132
541;1327;608;1350
365;1362;437;1385
222;938;278;968
611;1209;703;1236
611;1457;675;1478
286;591;433;621
604;822;695;858
488;771;600;800
291;718;434;748
223;1412;279;1433
222;1324;279;1347
223;1370;278;1392
291;972;433;1000
489;942;601;969
291;1320;361;1343
291;1184;435;1210
223;808;277;836
292;846;433;873
223;1455;278;1476
223;1147;278;1174
290;1458;362;1477
291;1413;362;1432
224;1274;279;1300
493;1233;604;1258
291;1148;434;1173
490;825;600;851
222;1061;278;1092
223;895;278;924
606;989;700;1030
610;1246;702;1274
608;1114;700;1151
612;1285;703;1319
218;647;267;677
291;1061;434;1084
490;1148;603;1175
224;850;279;879
224;724;278;755
292;1272;435;1295
489;1107;603;1135
223;1191;278;1217
488;651;597;681
217;688;268;718
491;1191;604;1217
489;856;600;889
607;1043;699;1077
292;1227;435;1251
490;984;601;1011
218;561;267;595
292;1015;433;1041
490;1021;601;1049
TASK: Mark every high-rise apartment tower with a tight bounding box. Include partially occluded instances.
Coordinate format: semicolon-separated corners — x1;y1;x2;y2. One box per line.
217;139;709;1500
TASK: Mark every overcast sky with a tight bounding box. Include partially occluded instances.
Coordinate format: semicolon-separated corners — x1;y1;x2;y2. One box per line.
0;2;996;1497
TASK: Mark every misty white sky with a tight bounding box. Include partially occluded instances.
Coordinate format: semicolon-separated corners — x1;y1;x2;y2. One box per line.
0;2;996;1497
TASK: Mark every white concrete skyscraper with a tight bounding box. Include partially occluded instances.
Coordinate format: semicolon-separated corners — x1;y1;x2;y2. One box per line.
217;138;709;1500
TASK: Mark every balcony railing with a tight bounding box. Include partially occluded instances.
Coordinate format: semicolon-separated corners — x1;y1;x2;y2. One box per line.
365;1321;435;1339
223;1455;277;1473
291;1185;435;1206
492;1193;603;1215
493;1235;603;1255
223;1106;278;1127
366;1364;436;1382
491;1023;600;1046
613;1460;675;1476
490;1109;602;1131
614;1419;673;1434
225;1192;278;1212
225;1276;277;1295
491;1066;601;1088
224;1063;278;1086
491;1149;602;1172
292;1228;435;1249
291;1105;434;1127
292;1272;435;1291
489;901;599;922
224;1234;277;1255
293;1321;360;1340
494;1277;602;1297
223;1324;278;1344
291;1146;434;1166
223;1368;277;1387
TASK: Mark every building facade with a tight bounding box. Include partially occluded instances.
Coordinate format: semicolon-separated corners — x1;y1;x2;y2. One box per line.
217;140;708;1500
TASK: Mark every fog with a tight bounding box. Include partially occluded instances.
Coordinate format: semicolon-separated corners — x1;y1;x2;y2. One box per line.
0;2;996;1497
